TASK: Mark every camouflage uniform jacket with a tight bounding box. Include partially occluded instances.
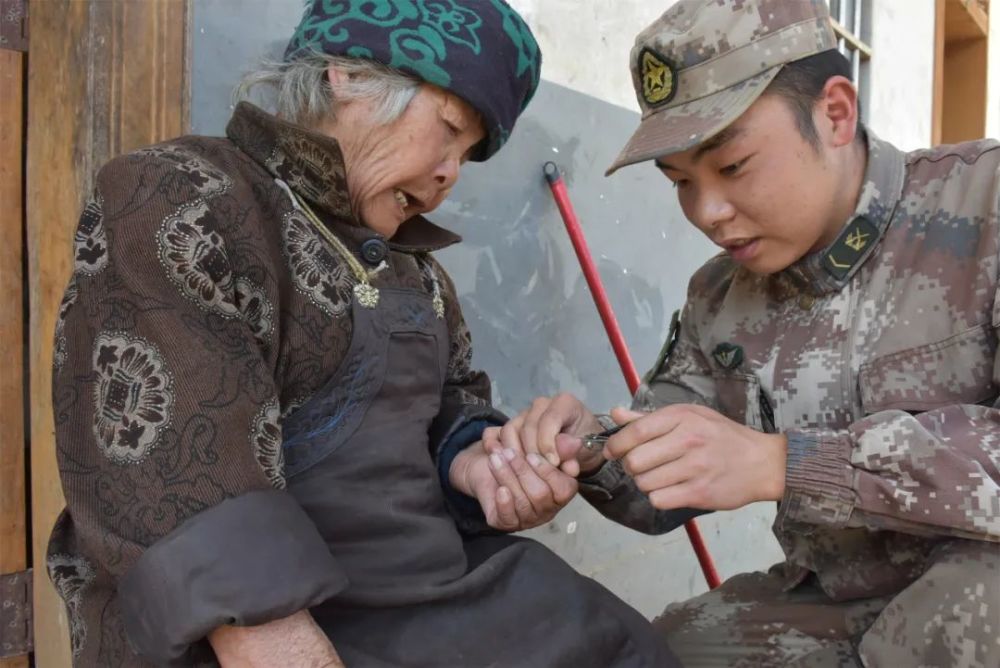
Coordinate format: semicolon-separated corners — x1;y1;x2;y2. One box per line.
581;130;1000;600
47;102;503;666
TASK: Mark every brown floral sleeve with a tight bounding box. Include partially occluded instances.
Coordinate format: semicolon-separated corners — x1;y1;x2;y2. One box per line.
51;152;346;665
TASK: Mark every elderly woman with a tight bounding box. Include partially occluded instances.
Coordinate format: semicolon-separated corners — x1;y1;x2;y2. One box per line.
47;2;678;667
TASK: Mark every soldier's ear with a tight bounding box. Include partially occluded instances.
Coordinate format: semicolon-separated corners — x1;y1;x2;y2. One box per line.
814;75;859;150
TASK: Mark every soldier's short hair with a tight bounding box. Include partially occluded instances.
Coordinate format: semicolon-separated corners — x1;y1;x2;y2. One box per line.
765;49;861;150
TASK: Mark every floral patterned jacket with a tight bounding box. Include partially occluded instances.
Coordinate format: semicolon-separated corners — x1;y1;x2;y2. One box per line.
48;102;502;666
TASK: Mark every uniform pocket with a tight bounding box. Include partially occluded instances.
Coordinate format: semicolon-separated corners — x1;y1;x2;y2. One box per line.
858;323;997;414
712;371;764;429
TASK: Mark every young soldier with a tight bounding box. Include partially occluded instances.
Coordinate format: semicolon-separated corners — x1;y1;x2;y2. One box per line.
487;0;1000;665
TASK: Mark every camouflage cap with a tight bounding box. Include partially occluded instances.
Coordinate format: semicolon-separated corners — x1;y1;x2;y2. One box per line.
607;0;836;176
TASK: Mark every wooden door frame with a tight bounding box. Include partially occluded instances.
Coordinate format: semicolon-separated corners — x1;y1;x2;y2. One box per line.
1;41;29;668
933;0;991;144
24;2;191;664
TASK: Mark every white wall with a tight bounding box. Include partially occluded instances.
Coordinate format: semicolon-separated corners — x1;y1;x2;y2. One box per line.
866;0;936;150
515;0;939;150
507;0;672;113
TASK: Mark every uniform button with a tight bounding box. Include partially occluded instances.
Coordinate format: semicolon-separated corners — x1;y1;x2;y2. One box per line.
360;238;388;265
798;294;815;310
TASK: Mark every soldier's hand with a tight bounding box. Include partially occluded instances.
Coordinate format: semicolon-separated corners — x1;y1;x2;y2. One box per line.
603;404;788;511
488;393;605;476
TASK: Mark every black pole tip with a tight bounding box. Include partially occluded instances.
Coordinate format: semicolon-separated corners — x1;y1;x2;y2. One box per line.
543;161;560;184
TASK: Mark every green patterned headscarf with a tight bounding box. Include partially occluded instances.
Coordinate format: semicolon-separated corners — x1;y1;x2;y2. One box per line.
285;0;541;161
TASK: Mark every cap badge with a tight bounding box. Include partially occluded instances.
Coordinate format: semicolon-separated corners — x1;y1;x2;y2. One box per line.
640;47;677;107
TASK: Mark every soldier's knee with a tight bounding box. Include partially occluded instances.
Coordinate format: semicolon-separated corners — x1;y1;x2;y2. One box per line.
861;542;1000;667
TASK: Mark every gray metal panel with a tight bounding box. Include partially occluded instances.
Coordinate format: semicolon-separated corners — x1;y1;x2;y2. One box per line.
432;81;715;415
192;0;784;616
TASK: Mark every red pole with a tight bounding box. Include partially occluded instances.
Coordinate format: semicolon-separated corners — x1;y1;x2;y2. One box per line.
543;161;722;590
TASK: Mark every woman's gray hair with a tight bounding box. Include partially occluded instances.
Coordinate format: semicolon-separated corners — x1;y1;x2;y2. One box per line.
235;51;421;129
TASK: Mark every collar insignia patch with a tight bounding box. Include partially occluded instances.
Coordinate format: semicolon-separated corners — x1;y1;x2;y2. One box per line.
823;215;879;280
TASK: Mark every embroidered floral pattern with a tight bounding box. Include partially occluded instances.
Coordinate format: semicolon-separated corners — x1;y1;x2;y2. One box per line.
92;332;174;464
74;192;108;275
134;144;232;197
281;209;353;317
281;396;308;421
447;321;475;383
54;276;80;372
251;399;285;489
47;554;96;657
158;201;239;317
267;133;352;217
235;277;275;345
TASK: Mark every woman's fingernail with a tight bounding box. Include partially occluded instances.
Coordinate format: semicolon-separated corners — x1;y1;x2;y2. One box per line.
546;453;561;466
490;453;504;470
527;453;542;467
503;447;516;461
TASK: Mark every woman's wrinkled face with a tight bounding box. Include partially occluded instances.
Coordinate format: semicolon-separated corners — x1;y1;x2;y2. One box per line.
323;81;485;238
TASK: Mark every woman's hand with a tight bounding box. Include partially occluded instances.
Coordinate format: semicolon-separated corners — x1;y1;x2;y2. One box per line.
450;432;578;531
